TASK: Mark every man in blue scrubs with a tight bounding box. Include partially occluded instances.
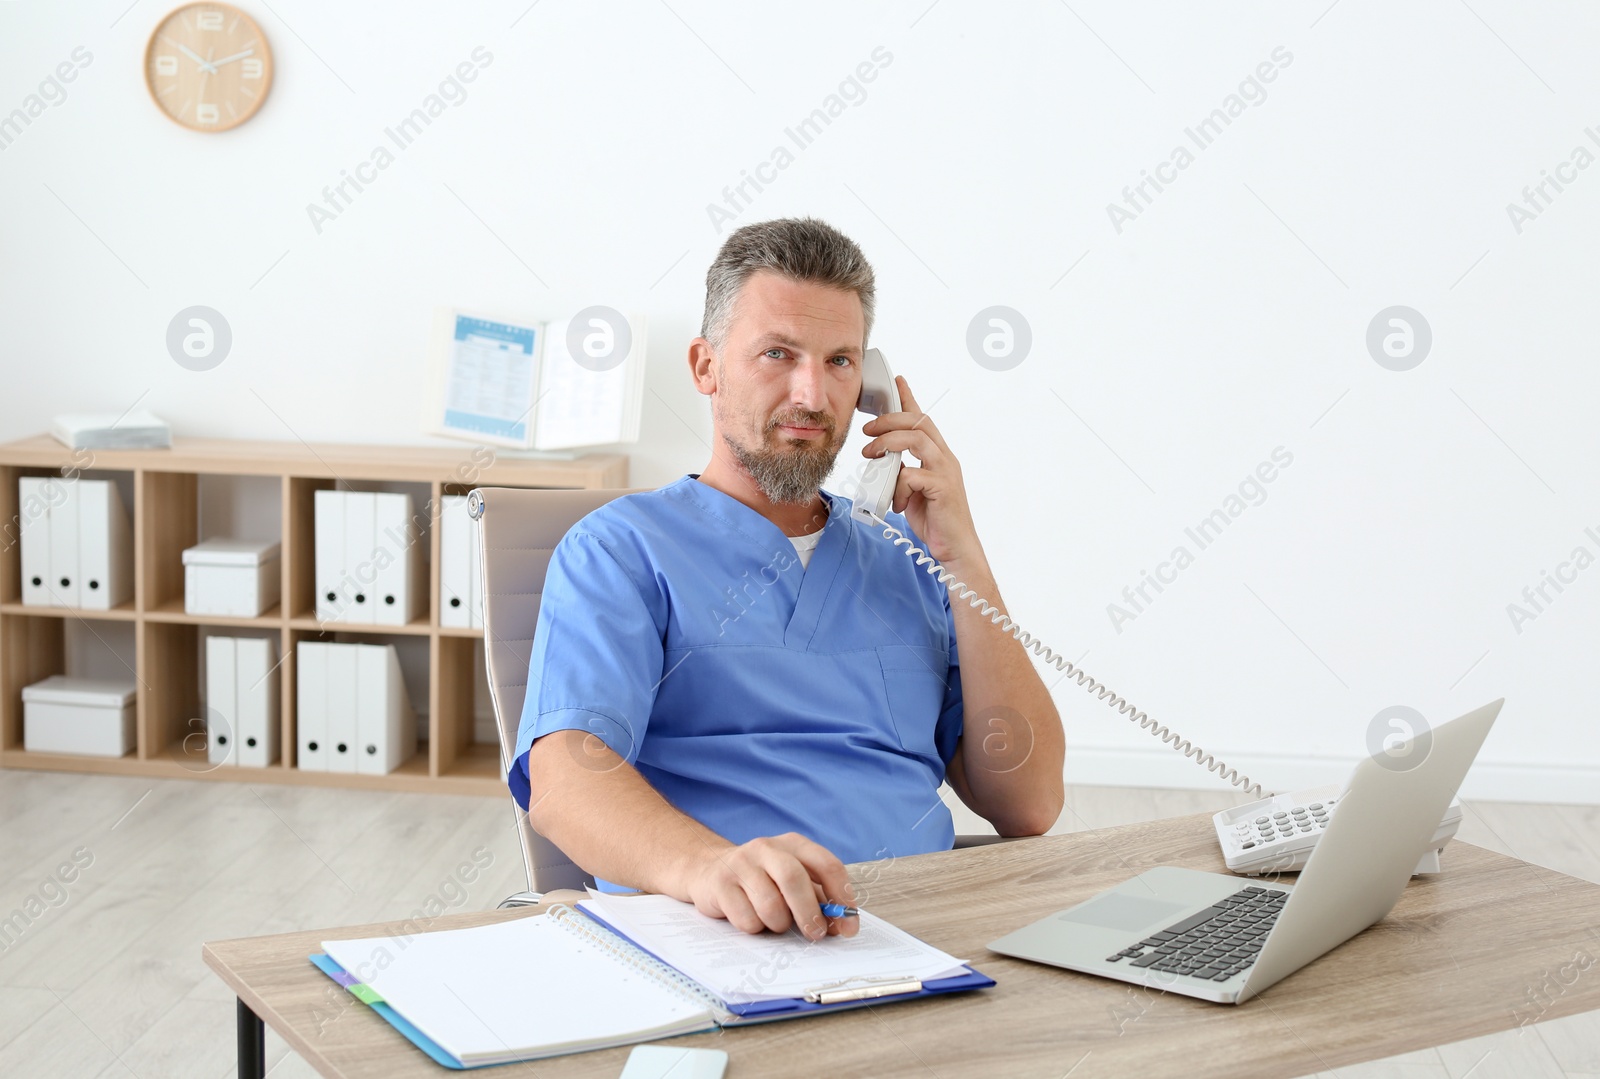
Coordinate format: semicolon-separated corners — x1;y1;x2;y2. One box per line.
511;218;1064;941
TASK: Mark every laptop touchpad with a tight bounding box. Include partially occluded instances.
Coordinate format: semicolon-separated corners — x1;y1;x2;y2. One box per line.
1059;893;1188;932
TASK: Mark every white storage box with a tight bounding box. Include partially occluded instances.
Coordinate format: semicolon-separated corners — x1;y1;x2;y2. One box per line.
23;676;137;757
183;539;281;617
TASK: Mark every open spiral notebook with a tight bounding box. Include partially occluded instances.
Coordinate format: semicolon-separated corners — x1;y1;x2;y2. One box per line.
312;892;994;1069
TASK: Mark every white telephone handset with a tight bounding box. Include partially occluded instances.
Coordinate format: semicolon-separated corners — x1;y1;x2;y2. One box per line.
850;348;1461;878
852;347;901;527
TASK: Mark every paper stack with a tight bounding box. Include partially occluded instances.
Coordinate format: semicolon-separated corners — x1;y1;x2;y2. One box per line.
50;411;172;450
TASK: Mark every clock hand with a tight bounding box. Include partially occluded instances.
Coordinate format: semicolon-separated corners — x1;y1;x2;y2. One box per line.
174;41;218;74
210;47;256;67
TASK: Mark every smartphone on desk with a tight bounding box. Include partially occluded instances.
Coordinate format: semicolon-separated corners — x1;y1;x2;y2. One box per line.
848;348;1464;878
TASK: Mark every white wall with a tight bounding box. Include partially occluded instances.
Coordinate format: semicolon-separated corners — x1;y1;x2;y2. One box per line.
3;1;1597;802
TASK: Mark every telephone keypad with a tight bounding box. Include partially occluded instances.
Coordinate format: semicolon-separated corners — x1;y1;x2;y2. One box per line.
1216;787;1460;877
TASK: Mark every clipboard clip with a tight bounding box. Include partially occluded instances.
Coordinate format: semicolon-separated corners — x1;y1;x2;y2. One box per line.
802;975;924;1005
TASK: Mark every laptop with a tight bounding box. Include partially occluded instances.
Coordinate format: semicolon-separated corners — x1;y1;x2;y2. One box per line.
987;698;1504;1004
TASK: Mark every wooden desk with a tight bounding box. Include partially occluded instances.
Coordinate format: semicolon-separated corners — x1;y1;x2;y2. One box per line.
202;811;1600;1078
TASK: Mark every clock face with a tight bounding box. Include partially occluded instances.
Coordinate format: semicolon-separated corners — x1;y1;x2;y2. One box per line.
144;3;273;132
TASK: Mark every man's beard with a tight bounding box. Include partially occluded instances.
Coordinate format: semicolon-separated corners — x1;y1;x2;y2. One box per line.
722;410;847;504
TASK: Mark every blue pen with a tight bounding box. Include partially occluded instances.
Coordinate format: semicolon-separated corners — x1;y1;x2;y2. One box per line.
820;903;860;918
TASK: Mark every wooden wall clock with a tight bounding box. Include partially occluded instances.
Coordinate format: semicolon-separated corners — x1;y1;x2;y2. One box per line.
144;3;273;132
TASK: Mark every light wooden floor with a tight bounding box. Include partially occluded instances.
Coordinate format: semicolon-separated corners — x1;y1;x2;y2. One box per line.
0;771;1595;1078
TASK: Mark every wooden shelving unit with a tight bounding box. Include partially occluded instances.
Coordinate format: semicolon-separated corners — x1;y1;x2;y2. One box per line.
0;435;628;796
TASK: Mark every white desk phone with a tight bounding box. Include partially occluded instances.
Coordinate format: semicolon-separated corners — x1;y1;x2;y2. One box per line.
847;348;1462;879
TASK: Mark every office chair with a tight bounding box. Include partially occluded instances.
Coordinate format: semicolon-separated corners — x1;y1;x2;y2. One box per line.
470;485;1020;908
471;485;649;906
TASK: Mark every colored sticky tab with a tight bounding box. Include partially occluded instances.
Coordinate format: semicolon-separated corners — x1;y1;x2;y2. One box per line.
329;969;360;988
349;983;384;1005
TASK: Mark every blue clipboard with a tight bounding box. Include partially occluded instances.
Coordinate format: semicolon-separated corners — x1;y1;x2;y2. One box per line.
573;905;996;1023
308;906;996;1067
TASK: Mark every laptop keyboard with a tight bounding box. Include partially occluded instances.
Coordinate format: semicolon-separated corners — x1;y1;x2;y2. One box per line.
1104;885;1287;982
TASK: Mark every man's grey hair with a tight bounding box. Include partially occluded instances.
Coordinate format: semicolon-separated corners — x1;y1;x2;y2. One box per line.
700;217;876;354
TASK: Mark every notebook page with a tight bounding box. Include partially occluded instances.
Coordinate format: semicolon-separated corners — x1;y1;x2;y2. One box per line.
322;914;712;1065
578;893;968;1005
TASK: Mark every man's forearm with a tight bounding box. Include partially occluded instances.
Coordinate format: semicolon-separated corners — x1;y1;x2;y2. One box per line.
525;730;733;894
941;549;1065;835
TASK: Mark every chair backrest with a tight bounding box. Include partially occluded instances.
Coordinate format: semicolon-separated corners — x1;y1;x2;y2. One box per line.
470;485;653;894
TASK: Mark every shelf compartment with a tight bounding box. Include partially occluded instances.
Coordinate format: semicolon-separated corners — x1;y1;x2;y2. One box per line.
286;626;429;775
442;741;503;783
0;612;66;751
432;635;505;782
137;621;199;764
142;597;284;627
287;477;433;629
138;471;199;614
3;613;139;759
5;464;138;612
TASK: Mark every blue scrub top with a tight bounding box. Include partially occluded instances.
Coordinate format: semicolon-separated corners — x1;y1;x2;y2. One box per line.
509;475;964;869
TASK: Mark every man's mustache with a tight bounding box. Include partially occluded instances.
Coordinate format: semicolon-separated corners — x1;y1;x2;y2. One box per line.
767;412;835;436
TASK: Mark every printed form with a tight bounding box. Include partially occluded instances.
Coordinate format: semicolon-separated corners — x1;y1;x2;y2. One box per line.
579;891;968;1004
